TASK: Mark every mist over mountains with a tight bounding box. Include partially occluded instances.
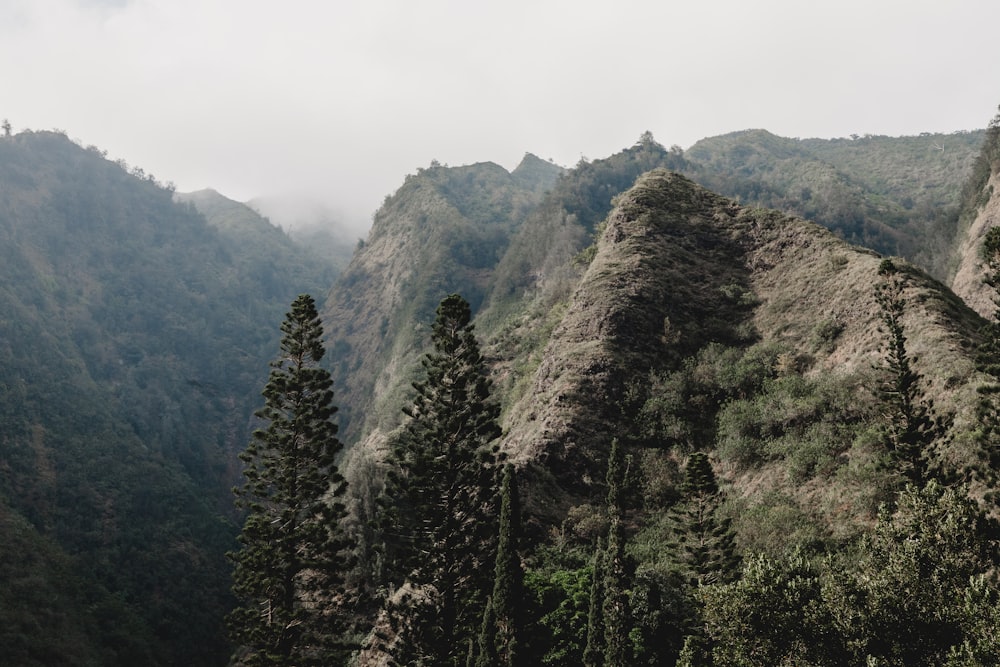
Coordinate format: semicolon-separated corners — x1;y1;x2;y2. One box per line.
1;117;999;664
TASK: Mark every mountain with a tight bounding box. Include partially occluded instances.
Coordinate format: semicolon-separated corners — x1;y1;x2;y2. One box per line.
323;153;563;446
499;169;984;534
176;188;339;288
328;136;989;544
0;131;331;665
684;129;984;278
247;193;362;275
951;119;1000;318
2;120;995;665
336;144;996;665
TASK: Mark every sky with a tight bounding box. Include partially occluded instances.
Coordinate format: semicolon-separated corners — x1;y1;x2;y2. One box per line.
1;0;998;233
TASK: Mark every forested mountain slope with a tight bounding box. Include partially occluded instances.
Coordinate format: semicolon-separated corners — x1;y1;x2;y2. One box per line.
500;170;986;534
340;161;999;667
322;154;563;446
329;135;991;544
684;129;984;278
245;193;360;275
1;119;994;665
176;188;339;290
0;131;330;665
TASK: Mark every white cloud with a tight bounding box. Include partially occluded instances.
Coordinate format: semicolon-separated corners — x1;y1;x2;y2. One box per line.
1;0;997;232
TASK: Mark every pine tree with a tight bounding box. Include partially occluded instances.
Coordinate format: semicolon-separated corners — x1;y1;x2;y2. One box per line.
378;293;503;665
474;597;499;667
227;294;350;667
489;463;523;666
582;535;606;667
668;451;740;587
874;261;945;487
602;439;631;667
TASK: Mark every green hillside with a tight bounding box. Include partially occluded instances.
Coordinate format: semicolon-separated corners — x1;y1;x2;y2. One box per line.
685;129;984;277
327;129;1000;665
323;154;563;444
2;120;998;666
0;131;331;665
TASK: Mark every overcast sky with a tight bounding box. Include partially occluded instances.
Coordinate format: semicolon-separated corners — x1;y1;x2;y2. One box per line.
2;0;997;232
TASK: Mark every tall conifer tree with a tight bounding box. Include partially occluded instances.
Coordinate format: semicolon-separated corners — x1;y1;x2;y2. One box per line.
668;451;740;587
874;261;944;487
378;293;503;665
228;294;350;667
490;463;523;666
602;439;631;667
583;535;606;667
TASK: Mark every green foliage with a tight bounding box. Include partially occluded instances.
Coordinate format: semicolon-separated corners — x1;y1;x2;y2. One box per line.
667;452;740;587
487;137;687;309
638;343;781;450
523;553;592;667
228;294;350;666
699;550;848;666
377;294;503;665
602;440;632;667
0;504;105;666
716;371;876;479
0;131;334;665
956;108;1000;247
328;160;555;444
973;226;1000;503
489;464;524;666
686;129;985;278
582;536;606;667
830;481;999;665
475;597;499;667
696;482;1000;666
874;266;949;486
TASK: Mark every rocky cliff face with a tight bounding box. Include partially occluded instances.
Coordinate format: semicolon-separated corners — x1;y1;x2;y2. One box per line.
322;157;562;449
499;170;984;525
330;161;988;538
952;170;1000;319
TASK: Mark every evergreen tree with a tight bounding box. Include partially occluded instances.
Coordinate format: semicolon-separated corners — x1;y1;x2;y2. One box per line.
602;439;631;667
490;463;523;666
475;597;499;667
699;550;847;666
832;481;1000;665
874;260;944;487
668;451;740;587
378;293;503;665
582;535;606;667
227;294;350;667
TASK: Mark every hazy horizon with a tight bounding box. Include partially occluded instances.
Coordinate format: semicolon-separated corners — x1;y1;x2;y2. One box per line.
3;0;997;234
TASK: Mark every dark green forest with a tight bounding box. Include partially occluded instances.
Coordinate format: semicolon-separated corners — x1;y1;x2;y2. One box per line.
0;130;332;665
2;117;1000;666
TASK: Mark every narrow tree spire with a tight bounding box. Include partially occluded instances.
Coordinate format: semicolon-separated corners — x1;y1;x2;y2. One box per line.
490;463;523;666
602;439;630;667
583;535;606;667
874;261;945;487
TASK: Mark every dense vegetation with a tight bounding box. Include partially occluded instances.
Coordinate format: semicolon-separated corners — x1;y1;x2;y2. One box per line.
3;118;999;665
685;129;984;278
325;143;1000;664
0;131;332;665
